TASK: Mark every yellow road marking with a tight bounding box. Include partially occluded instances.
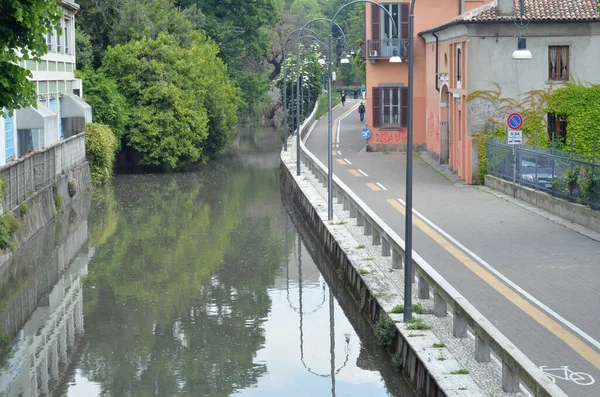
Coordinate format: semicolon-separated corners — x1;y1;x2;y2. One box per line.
367;183;381;191
336;159;347;165
386;199;600;369
332;151;337;156
349;169;362;177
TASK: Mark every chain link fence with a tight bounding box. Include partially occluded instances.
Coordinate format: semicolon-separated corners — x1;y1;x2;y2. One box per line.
486;136;600;209
0;132;86;212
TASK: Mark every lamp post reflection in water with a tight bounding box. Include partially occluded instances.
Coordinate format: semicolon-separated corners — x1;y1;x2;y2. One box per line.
286;231;351;396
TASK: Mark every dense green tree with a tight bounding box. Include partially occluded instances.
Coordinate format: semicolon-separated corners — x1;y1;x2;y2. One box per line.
76;68;129;143
75;30;94;70
100;33;237;169
0;0;61;111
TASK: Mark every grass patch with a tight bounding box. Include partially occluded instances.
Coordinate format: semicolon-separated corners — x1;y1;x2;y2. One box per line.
432;343;446;348
458;387;467;391
372;291;387;298
316;91;341;120
437;356;446;361
52;184;64;214
359;269;370;275
390;303;424;314
330;221;346;225
365;257;374;261
406;317;431;330
450;369;470;375
356;244;365;249
407;333;425;337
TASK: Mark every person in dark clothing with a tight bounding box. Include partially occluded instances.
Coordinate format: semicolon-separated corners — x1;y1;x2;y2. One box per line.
340;90;347;107
358;102;365;122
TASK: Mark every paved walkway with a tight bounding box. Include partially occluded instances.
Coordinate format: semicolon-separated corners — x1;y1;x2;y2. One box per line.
304;98;600;397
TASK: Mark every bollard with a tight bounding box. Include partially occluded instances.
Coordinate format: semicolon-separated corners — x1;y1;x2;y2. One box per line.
349;204;357;218
364;221;373;236
453;311;468;338
434;292;447;317
418;276;430;299
502;363;520;393
475;334;491;362
372;228;381;245
381;238;391;257
392;249;402;269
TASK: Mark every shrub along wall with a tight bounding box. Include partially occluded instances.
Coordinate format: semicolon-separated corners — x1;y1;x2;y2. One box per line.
85;123;118;186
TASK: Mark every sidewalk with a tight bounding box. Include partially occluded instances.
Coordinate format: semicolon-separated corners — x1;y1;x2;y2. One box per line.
304;102;600;397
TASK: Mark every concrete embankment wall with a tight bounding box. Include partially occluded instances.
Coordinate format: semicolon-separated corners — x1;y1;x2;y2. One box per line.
280;162;448;397
485;174;600;234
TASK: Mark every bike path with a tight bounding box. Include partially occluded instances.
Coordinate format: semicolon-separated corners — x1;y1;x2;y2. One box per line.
304;99;600;396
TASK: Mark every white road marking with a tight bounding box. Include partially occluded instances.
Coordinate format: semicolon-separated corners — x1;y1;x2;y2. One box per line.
358;169;369;177
344;158;352;165
396;198;600;351
376;183;388;191
337;151;342;155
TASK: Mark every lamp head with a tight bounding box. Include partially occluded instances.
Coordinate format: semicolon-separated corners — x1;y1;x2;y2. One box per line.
512;34;532;60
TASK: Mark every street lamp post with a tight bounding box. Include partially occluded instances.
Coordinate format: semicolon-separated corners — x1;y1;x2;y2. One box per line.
327;1;402;221
404;0;417;322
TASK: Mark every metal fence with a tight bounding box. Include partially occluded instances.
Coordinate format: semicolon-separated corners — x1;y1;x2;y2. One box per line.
486;137;600;209
0;132;86;212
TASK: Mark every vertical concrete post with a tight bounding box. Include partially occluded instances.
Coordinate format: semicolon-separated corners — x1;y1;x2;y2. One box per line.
392;249;403;269
67;311;75;347
433;292;447;317
364;221;373;236
418;275;430;299
381;238;391;257
356;212;364;226
453;311;468;338
502;363;520;393
59;328;67;364
50;340;59;380
40;355;49;396
337;189;344;204
475;334;491;362
349;204;357;218
343;195;350;211
372;228;381;245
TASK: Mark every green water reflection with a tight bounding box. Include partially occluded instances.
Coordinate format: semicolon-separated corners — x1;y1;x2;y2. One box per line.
62;125;410;396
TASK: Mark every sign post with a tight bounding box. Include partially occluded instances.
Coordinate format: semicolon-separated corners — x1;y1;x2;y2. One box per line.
506;113;524;197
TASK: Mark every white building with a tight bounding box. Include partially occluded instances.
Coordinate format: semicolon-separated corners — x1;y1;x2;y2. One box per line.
0;0;92;166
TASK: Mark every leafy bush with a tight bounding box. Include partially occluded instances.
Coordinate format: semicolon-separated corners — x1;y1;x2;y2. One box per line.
68;179;77;197
375;314;397;347
0;213;20;250
52;184;64;213
19;202;28;216
85;123;118;186
316;91;341;120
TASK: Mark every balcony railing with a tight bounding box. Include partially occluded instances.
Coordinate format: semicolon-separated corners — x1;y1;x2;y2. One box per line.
367;38;409;60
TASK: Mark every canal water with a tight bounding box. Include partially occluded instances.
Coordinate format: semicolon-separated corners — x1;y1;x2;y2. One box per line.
0;125;414;396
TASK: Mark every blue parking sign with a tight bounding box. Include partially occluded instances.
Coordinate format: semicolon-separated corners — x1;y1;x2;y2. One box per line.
361;127;371;139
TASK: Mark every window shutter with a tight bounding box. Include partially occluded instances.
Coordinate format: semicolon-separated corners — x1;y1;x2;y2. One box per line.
400;3;409;40
372;87;382;127
371;4;380;40
400;87;409;127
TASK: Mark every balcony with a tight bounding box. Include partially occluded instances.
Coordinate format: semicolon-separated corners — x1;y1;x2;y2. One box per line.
367;38;409;61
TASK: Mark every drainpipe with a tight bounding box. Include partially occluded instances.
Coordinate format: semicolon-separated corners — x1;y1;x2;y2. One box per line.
432;31;440;92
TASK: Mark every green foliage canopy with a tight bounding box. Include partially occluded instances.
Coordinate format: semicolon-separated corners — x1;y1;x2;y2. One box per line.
100;33;237;169
0;0;61;111
85;123;118;186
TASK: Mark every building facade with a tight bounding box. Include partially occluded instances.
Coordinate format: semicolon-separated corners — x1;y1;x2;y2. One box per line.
0;0;91;167
363;0;467;151
420;0;600;184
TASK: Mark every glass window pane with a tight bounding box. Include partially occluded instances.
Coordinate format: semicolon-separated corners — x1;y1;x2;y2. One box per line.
49;81;57;94
48;61;56;71
58;81;66;93
66;63;74;72
57;62;65;72
38;81;48;95
26;60;36;70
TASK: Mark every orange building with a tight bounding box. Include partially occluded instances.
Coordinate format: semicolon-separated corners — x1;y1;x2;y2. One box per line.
364;0;464;152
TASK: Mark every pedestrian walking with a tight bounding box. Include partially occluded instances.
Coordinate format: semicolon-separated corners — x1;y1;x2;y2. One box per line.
361;84;366;100
340;90;347;107
358;102;365;122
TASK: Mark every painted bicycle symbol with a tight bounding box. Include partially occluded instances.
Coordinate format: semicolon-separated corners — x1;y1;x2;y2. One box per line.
539;366;595;386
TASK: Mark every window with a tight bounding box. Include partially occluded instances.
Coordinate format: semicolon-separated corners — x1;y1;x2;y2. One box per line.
47;32;53;52
57;25;62;53
549;46;569;80
547;114;568;143
456;46;462;84
370;3;408;58
382;4;399;40
372;86;409;128
64;18;71;54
